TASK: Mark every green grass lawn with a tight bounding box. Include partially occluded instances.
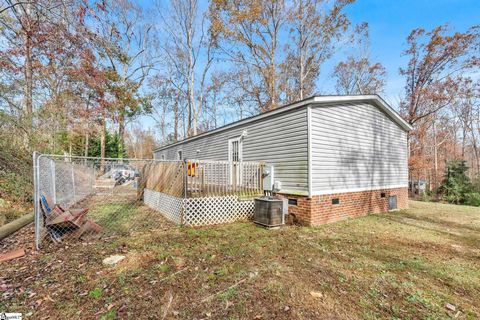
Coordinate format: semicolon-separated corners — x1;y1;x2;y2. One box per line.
88;202;155;236
2;200;479;319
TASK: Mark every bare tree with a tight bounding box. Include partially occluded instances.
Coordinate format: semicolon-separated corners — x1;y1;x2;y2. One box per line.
210;0;286;112
333;56;386;95
156;0;215;137
400;25;480;189
400;25;480;126
452;78;480;174
96;0;154;148
288;0;354;101
124;122;157;158
3;0;34;125
148;67;187;143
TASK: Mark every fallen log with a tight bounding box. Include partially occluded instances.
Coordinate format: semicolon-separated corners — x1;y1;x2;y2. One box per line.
0;212;34;241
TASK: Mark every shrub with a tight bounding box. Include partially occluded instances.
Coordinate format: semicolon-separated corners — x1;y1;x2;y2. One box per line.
464;192;480;207
439;160;472;204
420;193;431;202
0;170;32;203
0;139;33;225
471;174;480;193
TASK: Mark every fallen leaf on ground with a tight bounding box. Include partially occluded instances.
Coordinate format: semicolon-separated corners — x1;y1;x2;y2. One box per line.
102;255;125;265
445;303;456;312
310;291;323;298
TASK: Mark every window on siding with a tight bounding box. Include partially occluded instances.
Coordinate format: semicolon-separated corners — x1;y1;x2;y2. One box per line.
177;150;182;160
161;154;165;160
332;198;340;205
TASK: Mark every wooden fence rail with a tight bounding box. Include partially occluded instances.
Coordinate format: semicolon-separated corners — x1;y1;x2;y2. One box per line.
138;161;185;200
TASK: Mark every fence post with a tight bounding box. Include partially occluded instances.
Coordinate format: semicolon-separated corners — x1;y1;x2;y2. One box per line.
33;152;41;250
71;161;76;204
90;164;95;194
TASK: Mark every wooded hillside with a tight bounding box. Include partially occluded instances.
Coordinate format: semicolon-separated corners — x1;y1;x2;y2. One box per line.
0;0;479;222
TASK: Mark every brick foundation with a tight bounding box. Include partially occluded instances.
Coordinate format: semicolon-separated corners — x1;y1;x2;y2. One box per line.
277;187;408;226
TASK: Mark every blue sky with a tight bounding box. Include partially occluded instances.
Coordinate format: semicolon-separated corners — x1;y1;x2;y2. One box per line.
135;0;480;134
323;0;480;107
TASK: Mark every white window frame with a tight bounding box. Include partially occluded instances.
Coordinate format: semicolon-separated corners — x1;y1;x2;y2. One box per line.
177;150;183;160
228;137;243;184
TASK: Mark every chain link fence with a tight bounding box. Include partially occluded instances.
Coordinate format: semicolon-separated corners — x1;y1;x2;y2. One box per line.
33;153;179;249
33;153;265;249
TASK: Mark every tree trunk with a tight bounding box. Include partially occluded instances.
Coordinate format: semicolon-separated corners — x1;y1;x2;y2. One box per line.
433;121;438;189
160;109;166;143
471;132;480;175
299;50;304;101
84;131;89;157
269;44;276;110
118;111;125;150
187;14;196;137
298;0;304;101
25;35;33;121
188;71;196;137
182;103;187;139
192;107;197;136
24;3;33;133
100;121;106;173
173;101;179;142
213;95;218;129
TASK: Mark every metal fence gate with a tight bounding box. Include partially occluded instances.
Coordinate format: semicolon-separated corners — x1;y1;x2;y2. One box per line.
33;153;265;249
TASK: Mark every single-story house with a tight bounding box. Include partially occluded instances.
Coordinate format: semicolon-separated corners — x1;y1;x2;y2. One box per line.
153;95;412;225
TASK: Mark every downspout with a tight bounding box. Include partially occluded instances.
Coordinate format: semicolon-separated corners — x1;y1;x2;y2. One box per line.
307;105;313;199
182;159;187;226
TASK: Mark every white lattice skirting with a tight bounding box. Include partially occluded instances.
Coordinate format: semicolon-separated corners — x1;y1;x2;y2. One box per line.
183;195;255;226
143;189;255;226
144;189;183;224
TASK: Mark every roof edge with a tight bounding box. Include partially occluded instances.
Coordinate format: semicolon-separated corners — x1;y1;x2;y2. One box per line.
312;95;413;132
153;95;411;152
153;96;317;152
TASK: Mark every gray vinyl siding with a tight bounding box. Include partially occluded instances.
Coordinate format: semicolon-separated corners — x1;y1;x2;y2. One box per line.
310;102;408;194
154;108;309;194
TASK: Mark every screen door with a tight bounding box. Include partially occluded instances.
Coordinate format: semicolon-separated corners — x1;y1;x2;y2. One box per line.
228;137;242;185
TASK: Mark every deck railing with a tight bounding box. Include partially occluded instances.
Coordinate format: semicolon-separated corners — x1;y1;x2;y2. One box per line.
185;160;264;198
140;159;264;198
